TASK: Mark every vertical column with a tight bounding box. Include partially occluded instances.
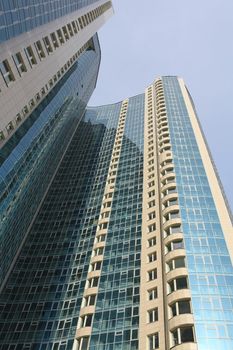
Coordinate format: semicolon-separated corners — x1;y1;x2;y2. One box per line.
154;78;197;350
139;86;166;350
73;99;129;350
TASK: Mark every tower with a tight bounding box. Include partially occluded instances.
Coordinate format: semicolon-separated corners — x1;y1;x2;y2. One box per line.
0;0;113;286
0;75;232;350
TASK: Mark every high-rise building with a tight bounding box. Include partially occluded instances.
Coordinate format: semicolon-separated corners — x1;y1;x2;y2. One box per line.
0;74;233;350
0;0;113;286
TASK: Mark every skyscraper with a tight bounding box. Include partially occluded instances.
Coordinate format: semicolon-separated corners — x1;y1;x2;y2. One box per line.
0;0;113;286
0;74;233;350
0;2;233;350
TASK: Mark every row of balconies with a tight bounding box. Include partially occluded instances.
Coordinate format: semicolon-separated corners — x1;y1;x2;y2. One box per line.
139;89;164;350
156;83;197;350
74;101;129;349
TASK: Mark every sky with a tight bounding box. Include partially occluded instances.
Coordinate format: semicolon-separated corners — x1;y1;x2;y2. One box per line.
89;0;233;211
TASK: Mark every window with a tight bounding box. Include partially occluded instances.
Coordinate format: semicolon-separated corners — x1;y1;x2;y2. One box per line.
148;333;159;350
29;98;35;108
25;46;37;66
148;190;155;198
0;59;15;85
91;261;101;271
107;178;115;184
165;225;182;236
103;201;111;208
105;192;113;199
50;32;59;48
94;247;104;256
57;29;65;44
172;240;184;249
174;257;185;268
78;337;89;350
43;36;53;54
176;277;188;289
12;52;27;75
148;269;157;281
148;211;156;220
101;211;110;219
148;308;158;323
148;252;157;263
22;105;29;115
171;326;195;346
167;257;185;271
168;277;188;293
6;121;14;134
180;327;194;343
171;299;191;317
166;187;176;195
67;23;74;36
82;15;87;26
35;40;46;59
71;21;78;34
35;92;40;101
148;237;156;247
75;20;80;31
98;222;108;230
84;295;96;307
62;26;69;40
169;211;180;220
88;277;99;288
0;131;5;141
171;225;182;234
148;200;156;208
168;198;178;206
148;223;156;233
89;12;94;22
166;239;184;252
15;113;22;124
115;331;123;337
148;287;158;300
163;176;175;186
78;18;83;29
80;314;93;327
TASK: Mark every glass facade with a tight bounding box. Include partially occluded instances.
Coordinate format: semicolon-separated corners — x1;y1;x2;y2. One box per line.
0;34;101;286
0;94;145;349
162;76;233;350
0;99;120;349
0;74;232;350
0;0;100;43
90;94;144;350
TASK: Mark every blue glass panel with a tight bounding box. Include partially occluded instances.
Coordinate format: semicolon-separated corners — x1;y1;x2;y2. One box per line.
90;94;144;350
0;34;100;286
0;0;100;42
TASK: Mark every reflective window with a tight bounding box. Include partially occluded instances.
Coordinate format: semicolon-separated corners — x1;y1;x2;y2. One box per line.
148;333;159;350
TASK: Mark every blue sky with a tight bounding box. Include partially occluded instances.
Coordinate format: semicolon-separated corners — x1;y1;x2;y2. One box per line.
90;0;233;210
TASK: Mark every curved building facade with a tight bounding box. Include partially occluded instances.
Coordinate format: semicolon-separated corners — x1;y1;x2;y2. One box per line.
0;0;113;287
0;76;233;350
